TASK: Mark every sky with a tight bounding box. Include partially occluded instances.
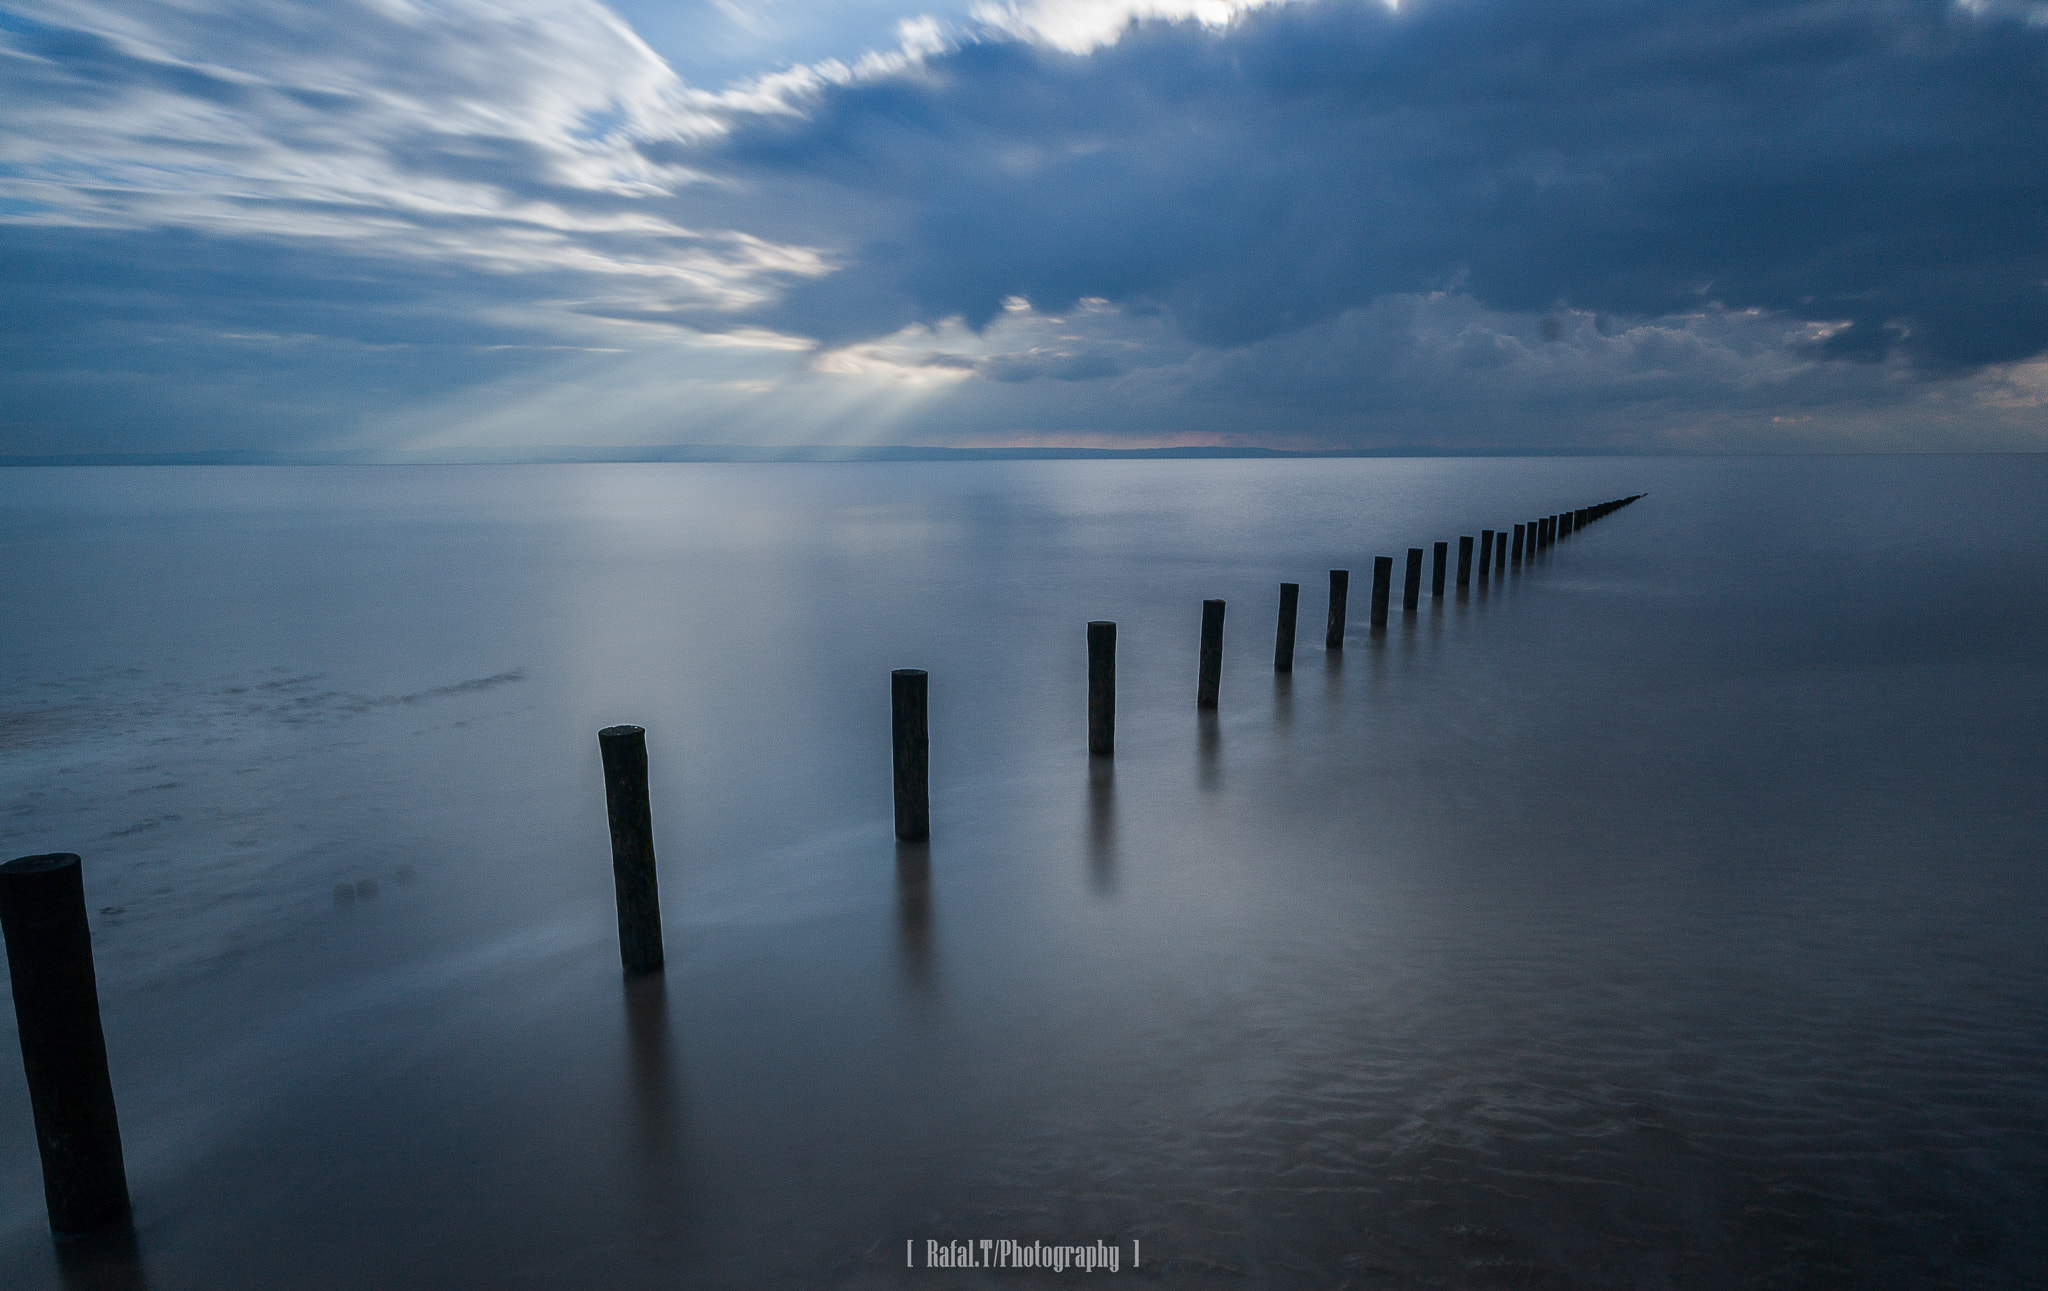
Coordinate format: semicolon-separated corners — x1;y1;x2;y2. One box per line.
3;0;2047;457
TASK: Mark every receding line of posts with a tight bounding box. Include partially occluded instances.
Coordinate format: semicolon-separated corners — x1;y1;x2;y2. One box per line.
893;669;930;840
1198;599;1227;709
1325;570;1348;650
1274;583;1298;673
1403;548;1423;612
598;725;666;975
1088;621;1116;756
1432;542;1448;598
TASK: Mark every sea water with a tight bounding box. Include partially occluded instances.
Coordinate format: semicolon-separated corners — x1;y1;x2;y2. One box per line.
1;457;2044;1288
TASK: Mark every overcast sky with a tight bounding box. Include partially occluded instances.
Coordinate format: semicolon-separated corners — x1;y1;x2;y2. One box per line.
5;0;2047;455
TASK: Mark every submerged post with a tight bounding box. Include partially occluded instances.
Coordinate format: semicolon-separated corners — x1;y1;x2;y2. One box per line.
1511;523;1525;563
1479;529;1495;580
1198;599;1226;709
0;854;132;1235
1432;542;1447;598
1456;536;1474;588
599;726;665;975
1370;556;1392;629
1403;547;1423;611
1495;531;1507;571
1088;621;1116;756
1325;570;1349;650
891;670;930;840
1274;583;1298;673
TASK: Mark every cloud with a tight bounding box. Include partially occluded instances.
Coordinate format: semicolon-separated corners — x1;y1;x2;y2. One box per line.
710;0;2048;379
3;0;2047;454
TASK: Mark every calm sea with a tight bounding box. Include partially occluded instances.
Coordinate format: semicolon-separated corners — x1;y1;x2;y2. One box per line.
1;458;2044;1288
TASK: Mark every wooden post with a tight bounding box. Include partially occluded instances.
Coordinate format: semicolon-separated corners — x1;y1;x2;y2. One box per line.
1496;531;1507;570
1198;600;1226;709
1511;523;1525;563
1403;548;1423;611
1274;583;1298;673
1088;621;1115;756
1479;529;1495;580
1370;556;1392;629
1325;570;1348;650
1456;536;1474;587
0;854;132;1234
1432;542;1447;598
599;726;665;975
891;671;930;840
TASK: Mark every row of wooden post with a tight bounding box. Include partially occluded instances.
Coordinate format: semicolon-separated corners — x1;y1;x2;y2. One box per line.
0;494;1642;1239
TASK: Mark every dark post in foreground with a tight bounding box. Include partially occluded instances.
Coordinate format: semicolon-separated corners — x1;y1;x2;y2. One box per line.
1432;542;1448;598
892;670;930;840
1370;556;1393;629
1479;529;1495;580
599;726;666;975
1403;548;1423;611
1325;570;1349;650
1495;531;1507;570
1198;599;1226;709
0;854;131;1235
1511;523;1525;563
1274;583;1298;673
1088;621;1116;756
1456;536;1474;587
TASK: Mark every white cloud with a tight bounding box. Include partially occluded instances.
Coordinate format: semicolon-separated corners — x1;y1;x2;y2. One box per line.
969;0;1292;53
0;0;835;310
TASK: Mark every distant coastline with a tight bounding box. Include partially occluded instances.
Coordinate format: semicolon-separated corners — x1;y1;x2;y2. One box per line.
4;445;1689;466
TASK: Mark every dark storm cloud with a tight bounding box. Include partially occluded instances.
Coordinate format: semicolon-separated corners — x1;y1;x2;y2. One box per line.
708;0;2048;373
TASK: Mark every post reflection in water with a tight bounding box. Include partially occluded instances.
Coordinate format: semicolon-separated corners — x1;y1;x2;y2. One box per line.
52;1222;149;1291
1272;672;1294;738
1197;711;1222;794
894;841;936;998
1087;760;1117;895
620;974;684;1214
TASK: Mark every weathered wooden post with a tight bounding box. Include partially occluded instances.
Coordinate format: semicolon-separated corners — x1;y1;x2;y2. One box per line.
1432;542;1447;598
1325;570;1348;650
1403;548;1423;611
0;854;132;1235
1274;583;1298;673
599;726;666;974
891;671;930;840
1511;523;1525;563
1370;556;1392;629
1478;529;1495;580
1198;600;1226;709
1456;536;1474;587
1495;531;1507;570
1088;621;1115;756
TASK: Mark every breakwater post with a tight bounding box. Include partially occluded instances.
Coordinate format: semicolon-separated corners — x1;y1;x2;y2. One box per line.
1198;600;1226;709
1495;531;1507;571
1274;583;1298;673
0;854;132;1235
1088;621;1116;756
891;671;930;841
1403;548;1423;612
1432;542;1447;598
1456;536;1474;588
1370;556;1392;630
1325;570;1348;650
1478;529;1495;580
1511;523;1525;563
599;726;666;974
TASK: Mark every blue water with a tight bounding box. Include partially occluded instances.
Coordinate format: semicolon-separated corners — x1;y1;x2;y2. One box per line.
1;458;2044;1288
